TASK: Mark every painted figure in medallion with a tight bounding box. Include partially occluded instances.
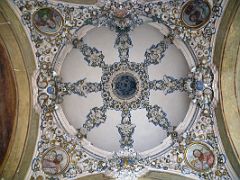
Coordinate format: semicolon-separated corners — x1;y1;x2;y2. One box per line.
181;0;211;28
33;8;63;35
185;142;215;172
42;147;69;175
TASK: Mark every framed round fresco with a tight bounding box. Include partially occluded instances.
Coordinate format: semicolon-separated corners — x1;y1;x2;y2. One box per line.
41;147;70;175
181;0;211;29
184;142;215;172
32;7;63;36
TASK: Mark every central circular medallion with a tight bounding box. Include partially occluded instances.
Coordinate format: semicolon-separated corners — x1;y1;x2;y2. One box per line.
112;73;138;100
101;62;149;110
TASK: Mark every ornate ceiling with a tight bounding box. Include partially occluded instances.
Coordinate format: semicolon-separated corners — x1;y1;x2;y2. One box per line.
0;0;240;179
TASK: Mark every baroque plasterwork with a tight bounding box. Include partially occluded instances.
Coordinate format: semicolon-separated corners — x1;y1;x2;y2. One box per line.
10;0;238;179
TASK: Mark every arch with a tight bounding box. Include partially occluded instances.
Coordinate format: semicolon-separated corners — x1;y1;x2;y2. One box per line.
0;1;39;179
75;171;196;180
213;0;240;177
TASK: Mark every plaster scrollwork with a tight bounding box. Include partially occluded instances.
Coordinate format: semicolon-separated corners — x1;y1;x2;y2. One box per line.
144;40;168;66
11;0;237;179
145;104;170;130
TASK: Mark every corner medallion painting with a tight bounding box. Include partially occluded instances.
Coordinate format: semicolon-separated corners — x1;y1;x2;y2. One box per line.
33;7;63;35
181;0;211;28
185;142;215;172
41;147;69;175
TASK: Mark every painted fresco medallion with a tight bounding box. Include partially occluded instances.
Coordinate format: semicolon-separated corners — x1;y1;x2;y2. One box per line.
184;142;215;172
181;0;211;28
112;73;138;100
101;62;149;111
33;8;63;35
41;147;69;175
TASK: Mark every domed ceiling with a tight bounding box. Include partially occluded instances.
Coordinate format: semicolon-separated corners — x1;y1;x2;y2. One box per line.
60;24;190;152
9;0;238;179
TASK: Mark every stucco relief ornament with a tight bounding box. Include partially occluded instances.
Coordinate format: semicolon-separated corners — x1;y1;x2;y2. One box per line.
184;64;217;117
107;148;149;179
55;77;101;99
145;105;170;129
101;61;150;111
149;75;186;94
95;0;143;31
12;0;235;179
150;115;231;179
72;34;174;147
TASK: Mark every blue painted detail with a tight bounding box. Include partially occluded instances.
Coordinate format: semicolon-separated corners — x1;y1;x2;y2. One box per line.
195;80;204;91
119;158;124;167
47;86;54;94
218;154;226;164
128;158;135;165
113;74;137;99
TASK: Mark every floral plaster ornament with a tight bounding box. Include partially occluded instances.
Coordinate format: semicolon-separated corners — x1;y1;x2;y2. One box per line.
11;0;236;179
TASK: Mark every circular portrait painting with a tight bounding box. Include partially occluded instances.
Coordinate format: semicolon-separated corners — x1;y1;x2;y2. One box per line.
184;142;215;172
181;0;211;28
33;7;63;35
42;147;69;175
